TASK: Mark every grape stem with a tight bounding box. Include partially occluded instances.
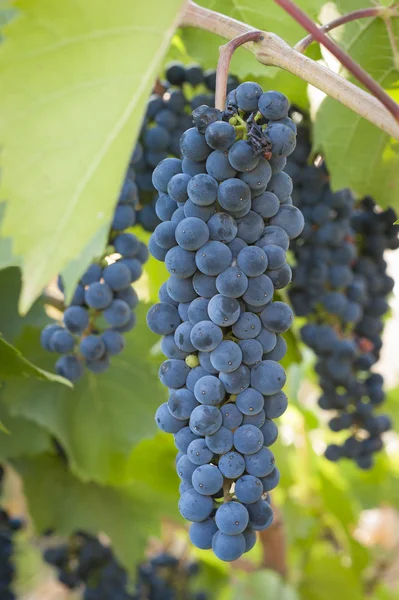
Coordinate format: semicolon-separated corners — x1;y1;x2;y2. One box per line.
273;0;399;122
43;292;65;312
179;1;399;139
215;30;263;110
294;6;399;54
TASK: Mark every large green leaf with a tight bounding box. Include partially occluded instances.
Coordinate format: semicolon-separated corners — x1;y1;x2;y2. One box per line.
0;0;184;313
181;0;325;78
13;454;175;570
300;543;364;600
313;15;399;208
0;267;49;343
233;570;299;600
0;333;70;385
3;305;166;485
0;401;52;458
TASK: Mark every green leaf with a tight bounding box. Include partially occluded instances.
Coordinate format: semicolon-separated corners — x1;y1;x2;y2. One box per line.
0;401;52;459
181;0;325;79
313;17;399;209
0;267;49;343
0;333;70;385
300;543;364;600
233;570;299;600
13;454;171;570
0;0;184;313
128;432;179;499
3;304;166;485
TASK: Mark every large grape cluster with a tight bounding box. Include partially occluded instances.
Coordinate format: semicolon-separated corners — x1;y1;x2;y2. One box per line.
147;82;304;561
0;466;23;600
288;120;398;469
40;176;149;382
43;530;207;600
134;62;239;231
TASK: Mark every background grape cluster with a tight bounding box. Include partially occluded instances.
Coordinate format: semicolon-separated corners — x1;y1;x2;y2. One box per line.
288;118;398;469
147;82;304;561
40;180;149;382
43;530;207;600
0;466;24;600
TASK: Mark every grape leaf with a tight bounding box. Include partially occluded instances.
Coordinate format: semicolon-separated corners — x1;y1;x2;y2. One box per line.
181;0;325;79
0;267;49;343
0;0;184;314
299;543;363;600
233;570;299;600
313;16;399;208
2;304;166;485
0;334;70;385
12;454;177;570
0;401;52;458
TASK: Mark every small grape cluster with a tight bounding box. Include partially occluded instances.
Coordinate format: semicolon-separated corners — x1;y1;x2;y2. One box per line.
288;121;398;469
41;178;149;382
43;531;207;600
0;466;24;600
147;82;304;561
134;62;240;231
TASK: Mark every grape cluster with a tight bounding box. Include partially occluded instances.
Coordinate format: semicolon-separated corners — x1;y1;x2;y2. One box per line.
43;531;207;600
288;121;398;469
0;466;23;600
134;62;239;231
147;82;303;561
41;180;149;382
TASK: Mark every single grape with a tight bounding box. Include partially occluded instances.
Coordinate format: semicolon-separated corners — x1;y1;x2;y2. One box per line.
156;403;187;434
192;464;224;495
218;451;246;478
101;330;125;356
80;335;106;360
189;405;223;436
233;425;264;454
187;438;214;466
215;501;249;535
168;388;198;420
63;306;89;334
55;355;83;381
235;475;263;504
189;519;218;550
205;426;233;454
221;404;244;430
103;299;131;328
187;173;218;206
49;329;75;354
236;388;264;415
178;489;214;522
102;262;132;291
212;531;246;562
250;360;286;395
159;359;190;389
84;282;113;310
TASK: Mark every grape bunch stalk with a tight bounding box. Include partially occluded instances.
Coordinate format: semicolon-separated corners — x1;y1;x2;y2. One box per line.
134;61;240;232
288;119;398;469
40;157;149;382
147;81;304;561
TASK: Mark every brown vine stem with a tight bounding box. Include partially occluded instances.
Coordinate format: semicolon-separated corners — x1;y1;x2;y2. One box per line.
43;292;65;312
273;0;399;121
215;30;263;110
295;7;388;53
259;502;287;577
180;1;399;139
